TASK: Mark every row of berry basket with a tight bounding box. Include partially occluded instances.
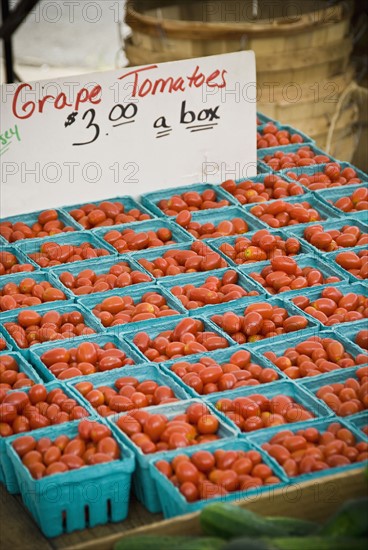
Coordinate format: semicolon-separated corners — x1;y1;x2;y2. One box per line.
1;115;367;539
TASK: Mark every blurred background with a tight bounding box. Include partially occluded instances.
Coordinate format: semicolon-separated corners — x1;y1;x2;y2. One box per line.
1;0;367;170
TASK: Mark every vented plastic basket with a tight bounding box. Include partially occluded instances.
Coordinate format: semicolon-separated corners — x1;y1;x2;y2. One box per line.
29;332;144;382
108;398;238;513
49;254;153;297
238;253;349;297
158;267;264;316
148;436;287;519
5;419;135;537
141;183;237;218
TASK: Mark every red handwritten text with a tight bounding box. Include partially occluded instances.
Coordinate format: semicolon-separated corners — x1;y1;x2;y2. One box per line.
12;83;102;120
119;64;227;97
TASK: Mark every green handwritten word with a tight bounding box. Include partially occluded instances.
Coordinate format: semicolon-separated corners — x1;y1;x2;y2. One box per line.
0;124;21;156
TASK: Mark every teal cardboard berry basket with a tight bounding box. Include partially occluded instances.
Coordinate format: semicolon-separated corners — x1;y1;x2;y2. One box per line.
205;378;334;434
77;282;186;334
49;254;153;297
0;208;83;239
5;419;135;537
160;344;287;399
94;217;193;255
29;332;145;383
63;195;155;228
247;417;368;486
210;227;315;268
316;183;368;217
0;301;102;359
15;231;114;269
0;380;96;492
257;143;336;173
157;266;264;316
281;162;368;190
67;362;191;416
141;182;237;219
238;252;349;297
301;366;367;419
108;398;238;514
0;244;40;274
148;436;287;519
253;328;367;382
0;270;75;315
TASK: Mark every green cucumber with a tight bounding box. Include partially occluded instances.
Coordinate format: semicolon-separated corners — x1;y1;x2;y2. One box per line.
113;535;225;550
320;497;368;537
266;516;319;536
223;537;368;550
200;503;286;539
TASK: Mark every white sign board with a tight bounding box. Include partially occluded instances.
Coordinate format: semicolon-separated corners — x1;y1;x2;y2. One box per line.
0;52;256;216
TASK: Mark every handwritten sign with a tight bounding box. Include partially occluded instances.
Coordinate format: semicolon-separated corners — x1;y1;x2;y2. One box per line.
0;52;256;216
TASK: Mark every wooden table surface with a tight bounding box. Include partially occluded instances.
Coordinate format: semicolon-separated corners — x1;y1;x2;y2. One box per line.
2;467;367;550
0;485;162;550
